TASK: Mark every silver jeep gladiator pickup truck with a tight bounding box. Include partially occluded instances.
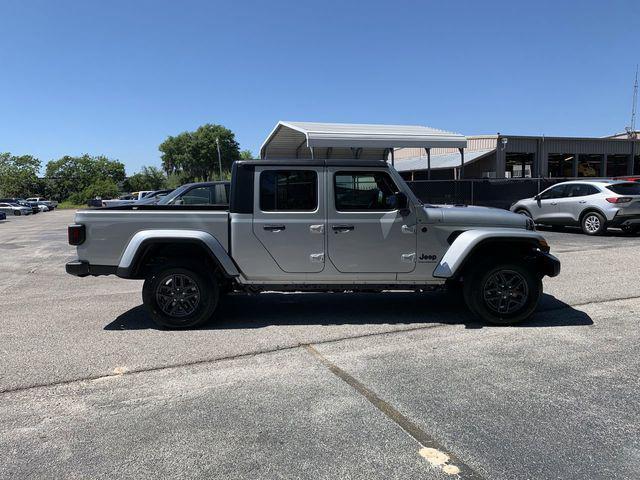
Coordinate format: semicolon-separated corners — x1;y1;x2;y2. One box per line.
66;159;560;328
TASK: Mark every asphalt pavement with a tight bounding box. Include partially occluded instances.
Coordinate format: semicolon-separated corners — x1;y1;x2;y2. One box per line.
1;210;639;479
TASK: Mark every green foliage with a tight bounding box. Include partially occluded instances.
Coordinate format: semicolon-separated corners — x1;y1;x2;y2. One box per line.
0;153;42;198
124;166;167;192
68;178;120;205
239;149;254;160
57;200;87;209
45;154;125;201
166;172;190;189
159;124;240;182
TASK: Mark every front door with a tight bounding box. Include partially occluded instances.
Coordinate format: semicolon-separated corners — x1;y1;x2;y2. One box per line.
252;167;325;273
327;168;417;273
533;184;567;222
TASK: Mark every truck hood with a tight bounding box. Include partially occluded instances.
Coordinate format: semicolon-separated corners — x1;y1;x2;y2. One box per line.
427;204;529;229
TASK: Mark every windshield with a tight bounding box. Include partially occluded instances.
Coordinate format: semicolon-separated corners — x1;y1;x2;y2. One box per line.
606;183;640;195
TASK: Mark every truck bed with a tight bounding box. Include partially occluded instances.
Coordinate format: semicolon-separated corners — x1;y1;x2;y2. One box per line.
74;208;229;267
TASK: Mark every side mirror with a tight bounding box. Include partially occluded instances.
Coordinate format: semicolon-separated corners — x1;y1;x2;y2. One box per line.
396;192;408;210
534;194;541;201
387;192;409;211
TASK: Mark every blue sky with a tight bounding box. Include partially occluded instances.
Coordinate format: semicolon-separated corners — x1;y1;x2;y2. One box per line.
1;0;638;174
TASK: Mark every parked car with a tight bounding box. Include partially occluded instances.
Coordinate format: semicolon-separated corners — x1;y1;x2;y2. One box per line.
134;189;174;205
614;176;640;182
102;191;154;207
157;182;229;206
0;202;32;216
0;198;39;214
26;197;57;209
66;161;559;329
511;180;640;235
0;211;6;221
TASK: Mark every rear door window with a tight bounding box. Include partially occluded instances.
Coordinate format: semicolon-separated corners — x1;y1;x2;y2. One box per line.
260;170;317;211
566;184;599;197
606;183;640;195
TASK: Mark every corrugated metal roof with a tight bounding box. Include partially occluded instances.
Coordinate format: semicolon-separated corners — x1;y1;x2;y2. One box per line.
260;121;467;159
394;148;495;172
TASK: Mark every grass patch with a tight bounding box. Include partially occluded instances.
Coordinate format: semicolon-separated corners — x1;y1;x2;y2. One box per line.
57;201;87;209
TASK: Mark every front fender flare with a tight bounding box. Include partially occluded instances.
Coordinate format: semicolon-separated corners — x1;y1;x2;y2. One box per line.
432;229;548;279
117;229;240;278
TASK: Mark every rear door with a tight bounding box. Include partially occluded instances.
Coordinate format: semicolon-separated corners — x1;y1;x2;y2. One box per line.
327;167;416;273
559;183;600;222
252;167;325;273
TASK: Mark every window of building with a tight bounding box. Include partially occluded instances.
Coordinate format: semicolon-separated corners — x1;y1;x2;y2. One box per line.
334;171;398;211
260;170;317;211
606;155;629;177
547;154;574;178
506;153;534;178
578;155;602;177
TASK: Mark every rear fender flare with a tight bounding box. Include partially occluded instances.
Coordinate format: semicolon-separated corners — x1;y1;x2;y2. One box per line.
432;229;547;279
578;207;609;223
117;229;240;278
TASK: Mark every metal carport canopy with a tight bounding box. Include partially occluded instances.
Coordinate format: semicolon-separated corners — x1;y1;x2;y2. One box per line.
260;121;467;159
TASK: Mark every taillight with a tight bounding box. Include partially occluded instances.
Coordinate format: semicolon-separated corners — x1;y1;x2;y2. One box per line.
606;197;632;204
68;224;86;245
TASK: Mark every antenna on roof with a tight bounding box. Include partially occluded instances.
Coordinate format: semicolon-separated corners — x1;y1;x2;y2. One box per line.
626;65;638;138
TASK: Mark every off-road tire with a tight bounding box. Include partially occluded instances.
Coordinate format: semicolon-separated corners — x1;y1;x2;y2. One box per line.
463;262;541;326
444;279;464;302
581;211;606;236
142;263;219;329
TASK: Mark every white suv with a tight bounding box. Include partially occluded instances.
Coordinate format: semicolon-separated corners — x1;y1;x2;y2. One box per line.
511;180;640;235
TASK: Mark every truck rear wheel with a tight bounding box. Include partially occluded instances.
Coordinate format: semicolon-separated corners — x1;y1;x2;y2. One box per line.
142;264;219;329
463;262;541;325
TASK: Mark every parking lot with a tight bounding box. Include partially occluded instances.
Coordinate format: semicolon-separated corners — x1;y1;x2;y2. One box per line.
1;209;640;479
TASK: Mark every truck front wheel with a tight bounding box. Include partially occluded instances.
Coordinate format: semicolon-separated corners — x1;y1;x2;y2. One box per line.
463;262;541;325
142;264;219;329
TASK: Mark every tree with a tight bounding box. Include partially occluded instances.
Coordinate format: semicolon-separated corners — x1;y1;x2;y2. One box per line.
45;154;125;201
69;179;120;204
239;149;254;160
159;124;240;182
124;166;167;192
0;153;42;198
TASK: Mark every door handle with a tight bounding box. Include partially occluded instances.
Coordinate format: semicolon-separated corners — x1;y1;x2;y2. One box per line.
263;224;286;232
332;224;354;233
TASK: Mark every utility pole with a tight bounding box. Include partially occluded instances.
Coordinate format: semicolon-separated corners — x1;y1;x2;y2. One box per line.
215;137;223;179
627;65;638;138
